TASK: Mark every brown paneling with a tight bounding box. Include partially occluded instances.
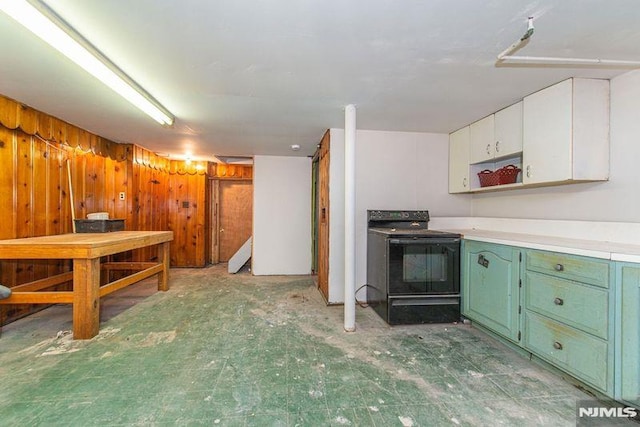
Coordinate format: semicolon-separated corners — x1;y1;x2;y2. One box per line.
204;176;211;265
0;124;17;326
0;95;18;129
210;180;220;264
209;163;253;180
317;130;330;300
0;125;15;240
167;168;207;267
0;93;210;325
218;181;253;262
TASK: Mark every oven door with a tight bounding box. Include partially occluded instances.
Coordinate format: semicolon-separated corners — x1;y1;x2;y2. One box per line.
387;238;460;295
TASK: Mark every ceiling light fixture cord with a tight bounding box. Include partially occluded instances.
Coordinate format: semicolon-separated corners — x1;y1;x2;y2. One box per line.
497;16;640;67
497;17;535;60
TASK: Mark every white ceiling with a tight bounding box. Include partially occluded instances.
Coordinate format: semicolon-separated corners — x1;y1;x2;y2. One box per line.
0;0;639;160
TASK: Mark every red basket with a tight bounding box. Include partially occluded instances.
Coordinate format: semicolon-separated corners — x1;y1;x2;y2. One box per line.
477;165;521;187
477;169;499;187
496;164;521;185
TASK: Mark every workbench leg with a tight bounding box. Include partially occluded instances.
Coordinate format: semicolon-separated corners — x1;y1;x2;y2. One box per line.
73;258;101;339
158;242;170;291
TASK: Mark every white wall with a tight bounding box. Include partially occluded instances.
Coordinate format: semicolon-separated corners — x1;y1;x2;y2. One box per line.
328;129;472;303
252;155;312;275
323;70;640;302
471;70;640;222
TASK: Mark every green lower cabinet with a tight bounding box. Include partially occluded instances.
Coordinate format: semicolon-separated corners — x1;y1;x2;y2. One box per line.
461;241;640;403
524;311;610;392
462;240;521;342
526;249;610;288
616;263;640;408
524;270;609;339
524;249;614;395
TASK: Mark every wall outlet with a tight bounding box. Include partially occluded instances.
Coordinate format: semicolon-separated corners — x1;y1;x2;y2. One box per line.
119;192;126;201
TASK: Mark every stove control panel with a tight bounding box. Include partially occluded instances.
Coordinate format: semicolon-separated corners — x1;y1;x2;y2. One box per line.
367;210;430;222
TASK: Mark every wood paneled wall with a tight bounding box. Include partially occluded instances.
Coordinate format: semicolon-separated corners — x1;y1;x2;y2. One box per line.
208;162;253;180
0;94;207;325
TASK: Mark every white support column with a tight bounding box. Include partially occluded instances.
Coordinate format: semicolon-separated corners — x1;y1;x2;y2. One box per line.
344;104;356;332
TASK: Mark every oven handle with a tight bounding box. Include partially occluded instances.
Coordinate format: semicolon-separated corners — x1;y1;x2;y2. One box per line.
388;238;460;245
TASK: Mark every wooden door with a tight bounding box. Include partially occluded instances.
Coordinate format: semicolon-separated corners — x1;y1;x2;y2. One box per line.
317;131;330;300
218;180;253;262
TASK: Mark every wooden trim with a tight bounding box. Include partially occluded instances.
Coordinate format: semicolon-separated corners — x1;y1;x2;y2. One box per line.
0;291;74;304
209;176;253;181
208;163;253;180
99;263;164;297
10;271;73;292
211;179;220;264
101;262;156;270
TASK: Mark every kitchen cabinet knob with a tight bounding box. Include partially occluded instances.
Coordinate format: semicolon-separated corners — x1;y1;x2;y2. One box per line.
495;141;500;152
486;144;491;155
554;264;564;272
553;341;563;350
554;297;564;306
526;165;531;178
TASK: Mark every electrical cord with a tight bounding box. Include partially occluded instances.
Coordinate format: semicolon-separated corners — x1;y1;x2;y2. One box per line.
355;284;370;308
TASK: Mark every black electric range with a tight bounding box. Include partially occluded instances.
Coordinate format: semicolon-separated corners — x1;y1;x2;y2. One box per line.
366;210;461;325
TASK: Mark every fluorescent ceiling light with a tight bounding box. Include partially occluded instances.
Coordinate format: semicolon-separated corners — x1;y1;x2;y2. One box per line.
0;0;175;126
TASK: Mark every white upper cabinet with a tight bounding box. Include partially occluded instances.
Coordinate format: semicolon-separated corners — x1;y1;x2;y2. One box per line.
494;102;523;160
448;77;609;194
470;115;495;164
470;102;523;165
523;78;610;185
449;126;470;193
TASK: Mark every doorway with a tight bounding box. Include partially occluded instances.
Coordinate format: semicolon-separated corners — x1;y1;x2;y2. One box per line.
210;179;253;264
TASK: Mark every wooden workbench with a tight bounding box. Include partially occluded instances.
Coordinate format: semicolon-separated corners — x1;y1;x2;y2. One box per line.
0;231;173;339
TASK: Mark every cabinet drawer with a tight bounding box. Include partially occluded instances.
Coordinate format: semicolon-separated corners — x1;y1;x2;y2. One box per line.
524;312;609;392
525;271;608;339
526;250;609;288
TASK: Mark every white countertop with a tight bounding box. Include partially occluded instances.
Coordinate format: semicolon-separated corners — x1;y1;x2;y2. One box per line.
429;217;640;263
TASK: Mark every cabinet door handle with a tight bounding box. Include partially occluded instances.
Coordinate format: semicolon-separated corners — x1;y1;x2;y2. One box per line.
486;144;491;155
477;254;490;268
553;341;563;350
526;165;531;178
495;140;500;152
554;264;564;272
554;297;564;306
463;177;467;187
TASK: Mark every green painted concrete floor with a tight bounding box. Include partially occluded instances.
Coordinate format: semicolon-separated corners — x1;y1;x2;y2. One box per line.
0;265;633;426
